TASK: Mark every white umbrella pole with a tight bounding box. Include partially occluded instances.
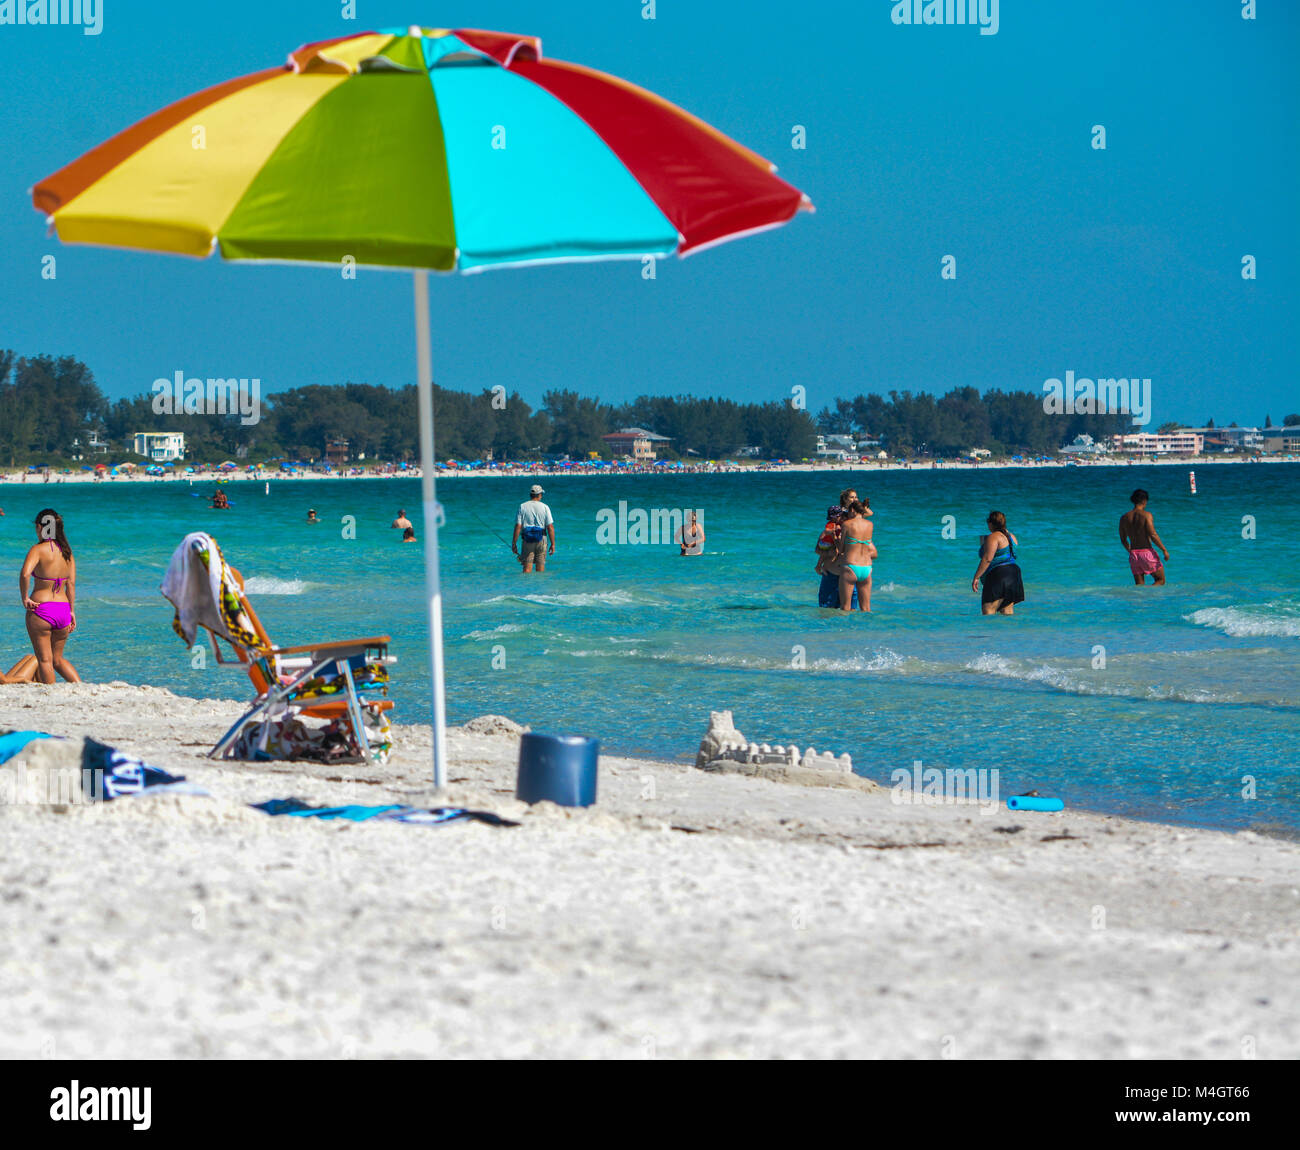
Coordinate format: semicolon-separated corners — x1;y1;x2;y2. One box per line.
413;269;448;788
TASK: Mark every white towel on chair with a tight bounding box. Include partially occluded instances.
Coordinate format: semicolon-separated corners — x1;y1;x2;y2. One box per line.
160;531;248;647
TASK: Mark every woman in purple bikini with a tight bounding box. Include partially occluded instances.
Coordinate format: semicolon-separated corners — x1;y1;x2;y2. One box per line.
20;508;80;683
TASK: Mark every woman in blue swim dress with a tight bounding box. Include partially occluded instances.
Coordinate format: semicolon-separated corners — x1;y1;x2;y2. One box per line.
972;510;1024;616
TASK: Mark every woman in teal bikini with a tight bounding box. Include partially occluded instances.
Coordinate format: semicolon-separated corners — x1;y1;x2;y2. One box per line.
19;508;80;683
837;500;876;612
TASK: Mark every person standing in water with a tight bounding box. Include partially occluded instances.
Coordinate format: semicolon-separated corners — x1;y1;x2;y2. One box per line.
512;484;555;573
392;509;412;532
836;499;875;612
19;508;80;683
819;488;867;608
678;511;705;556
972;510;1024;615
1119;489;1169;585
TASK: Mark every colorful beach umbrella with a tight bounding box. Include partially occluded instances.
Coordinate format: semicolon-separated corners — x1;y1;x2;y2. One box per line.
31;24;812;786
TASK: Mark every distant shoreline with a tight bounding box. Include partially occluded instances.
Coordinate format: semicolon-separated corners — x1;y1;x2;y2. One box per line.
2;454;1296;486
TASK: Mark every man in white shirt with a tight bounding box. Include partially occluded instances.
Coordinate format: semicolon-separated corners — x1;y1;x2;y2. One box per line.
512;484;555;573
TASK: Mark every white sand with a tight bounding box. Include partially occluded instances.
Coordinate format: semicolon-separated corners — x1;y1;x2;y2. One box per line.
1;682;1297;1059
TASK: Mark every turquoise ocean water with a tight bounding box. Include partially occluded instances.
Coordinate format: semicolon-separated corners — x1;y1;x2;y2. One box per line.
4;464;1297;835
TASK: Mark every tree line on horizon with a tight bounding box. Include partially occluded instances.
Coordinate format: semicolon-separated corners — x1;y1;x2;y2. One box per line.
1;349;1295;467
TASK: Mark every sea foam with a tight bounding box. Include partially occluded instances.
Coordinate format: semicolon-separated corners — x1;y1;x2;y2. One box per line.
242;576;312;595
1185;604;1300;639
963;652;1229;704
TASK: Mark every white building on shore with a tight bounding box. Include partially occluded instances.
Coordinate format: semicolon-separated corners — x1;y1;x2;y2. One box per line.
815;434;856;461
1111;431;1203;456
1059;434;1110;456
133;431;186;461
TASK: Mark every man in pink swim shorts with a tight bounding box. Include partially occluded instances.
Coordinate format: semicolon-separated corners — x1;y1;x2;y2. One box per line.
1119;488;1170;586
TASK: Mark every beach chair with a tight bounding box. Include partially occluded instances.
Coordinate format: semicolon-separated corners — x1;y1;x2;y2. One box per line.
161;532;395;763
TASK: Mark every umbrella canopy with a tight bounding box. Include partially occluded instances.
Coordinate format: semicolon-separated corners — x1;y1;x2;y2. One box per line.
32;26;811;270
31;24;812;787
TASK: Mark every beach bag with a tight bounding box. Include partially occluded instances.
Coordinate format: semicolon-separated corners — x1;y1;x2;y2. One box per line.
521;524;546;543
233;716;354;763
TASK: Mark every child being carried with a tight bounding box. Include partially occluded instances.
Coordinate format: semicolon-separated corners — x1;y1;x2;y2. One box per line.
814;500;872;574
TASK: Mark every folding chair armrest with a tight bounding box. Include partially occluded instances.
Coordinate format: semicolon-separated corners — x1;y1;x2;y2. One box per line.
270;636;391;656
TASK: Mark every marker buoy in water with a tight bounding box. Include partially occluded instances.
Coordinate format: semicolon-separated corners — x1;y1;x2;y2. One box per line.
1189;470;1197;495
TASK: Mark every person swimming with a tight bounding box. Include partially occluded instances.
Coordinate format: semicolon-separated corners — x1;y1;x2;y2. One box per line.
306;508;319;524
19;508;80;683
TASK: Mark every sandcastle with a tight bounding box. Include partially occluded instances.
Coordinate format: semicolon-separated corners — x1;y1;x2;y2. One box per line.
696;711;870;790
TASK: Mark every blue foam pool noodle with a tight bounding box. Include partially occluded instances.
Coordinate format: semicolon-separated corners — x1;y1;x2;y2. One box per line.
1006;795;1064;812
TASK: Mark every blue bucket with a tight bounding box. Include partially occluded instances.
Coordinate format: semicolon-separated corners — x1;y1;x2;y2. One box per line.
516;733;599;807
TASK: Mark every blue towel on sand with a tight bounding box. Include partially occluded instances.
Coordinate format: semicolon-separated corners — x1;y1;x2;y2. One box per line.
0;731;53;766
82;739;209;800
251;798;518;827
6;731;516;828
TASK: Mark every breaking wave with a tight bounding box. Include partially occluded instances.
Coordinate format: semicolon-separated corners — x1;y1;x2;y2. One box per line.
1185;603;1300;639
963;652;1229;703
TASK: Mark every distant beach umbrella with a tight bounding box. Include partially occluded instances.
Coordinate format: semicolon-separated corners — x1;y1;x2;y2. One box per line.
31;24;812;786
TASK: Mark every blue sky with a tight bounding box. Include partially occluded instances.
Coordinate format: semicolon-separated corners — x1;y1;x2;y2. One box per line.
0;0;1295;426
